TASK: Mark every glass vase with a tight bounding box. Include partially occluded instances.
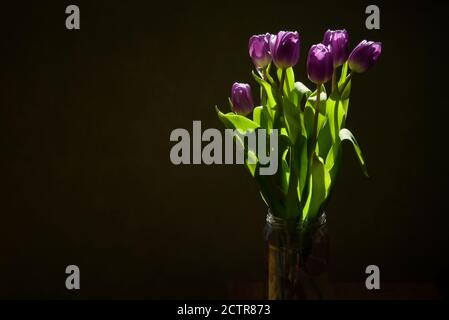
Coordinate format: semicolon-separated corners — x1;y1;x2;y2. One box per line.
265;210;329;300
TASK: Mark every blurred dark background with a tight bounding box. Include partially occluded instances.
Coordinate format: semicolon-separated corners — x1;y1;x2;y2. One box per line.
0;0;448;299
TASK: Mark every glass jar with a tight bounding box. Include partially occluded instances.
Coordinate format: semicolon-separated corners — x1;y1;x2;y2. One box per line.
265;210;329;300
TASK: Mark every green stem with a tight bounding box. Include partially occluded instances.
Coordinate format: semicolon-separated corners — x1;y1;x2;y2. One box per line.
273;68;286;129
331;72;352;141
270;69;287;193
300;85;322;225
260;68;267;106
331;69;337;94
279;68;292;169
340;72;353;94
304;84;322;210
309;84;322;158
280;68;286;96
264;64;276;87
333;95;341;143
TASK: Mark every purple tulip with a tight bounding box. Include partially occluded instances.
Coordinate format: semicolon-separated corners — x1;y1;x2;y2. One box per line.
269;31;300;69
248;33;272;69
231;83;254;116
322;29;350;67
306;44;334;84
348;40;382;73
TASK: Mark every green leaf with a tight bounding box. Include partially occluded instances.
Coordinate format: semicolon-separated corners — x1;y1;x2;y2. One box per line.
255;162;286;218
275;134;291;193
252;105;273;132
216;106;259;132
215;106;259;176
306;85;327;119
340;77;351;102
290;81;312;108
338;61;349;87
308;85;327;103
325;142;342;185
304;98;327;141
285;67;295;94
302;154;331;223
262;106;273;132
282;96;301;144
274;133;301;219
326;95;346;143
339;128;369;177
325;142;338;172
326;73;351;143
281;157;290;195
337;62;352;109
303;102;314;139
285;162;300;219
264;63;276;86
252;106;262;125
337;61;352;114
276;67;295;96
291;133;308;202
252;71;277;112
317;119;332;160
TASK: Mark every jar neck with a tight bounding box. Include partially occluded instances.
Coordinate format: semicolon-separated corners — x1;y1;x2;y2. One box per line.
265;209;300;248
266;209;327;230
266;209;299;230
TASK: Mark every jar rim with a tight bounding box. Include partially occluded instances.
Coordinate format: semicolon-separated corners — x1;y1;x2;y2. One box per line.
266;208;327;227
266;209;299;227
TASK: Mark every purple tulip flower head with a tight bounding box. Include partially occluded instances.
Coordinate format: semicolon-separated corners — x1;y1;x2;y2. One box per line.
269;31;300;69
231;83;254;116
248;33;272;70
348;40;382;73
322;29;349;67
307;43;334;84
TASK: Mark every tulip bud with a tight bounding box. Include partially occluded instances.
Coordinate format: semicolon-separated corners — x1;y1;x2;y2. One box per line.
269;31;300;69
306;44;334;84
248;33;272;70
348;40;382;73
322;29;350;67
231;83;254;116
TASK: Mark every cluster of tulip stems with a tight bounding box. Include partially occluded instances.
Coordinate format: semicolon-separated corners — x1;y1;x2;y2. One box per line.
215;30;381;236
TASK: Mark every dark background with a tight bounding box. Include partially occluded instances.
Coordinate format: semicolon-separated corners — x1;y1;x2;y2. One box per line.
0;0;448;299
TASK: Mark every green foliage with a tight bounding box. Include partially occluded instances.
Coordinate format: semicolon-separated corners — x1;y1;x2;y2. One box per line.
302;154;331;223
339;128;369;178
215;106;259;176
215;61;370;232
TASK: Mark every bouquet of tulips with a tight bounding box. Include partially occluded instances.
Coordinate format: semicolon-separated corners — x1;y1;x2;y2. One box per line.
215;30;381;242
